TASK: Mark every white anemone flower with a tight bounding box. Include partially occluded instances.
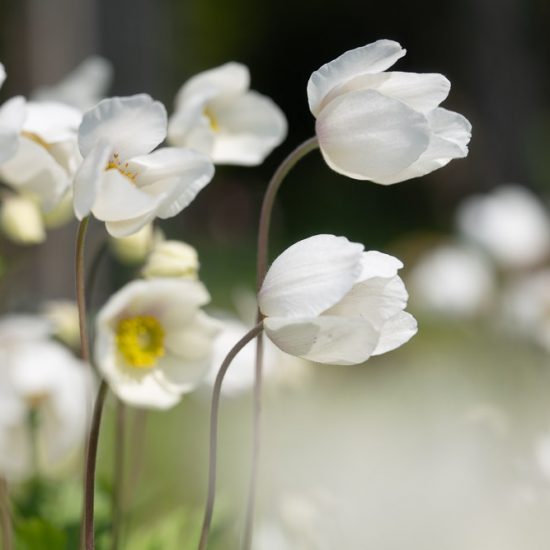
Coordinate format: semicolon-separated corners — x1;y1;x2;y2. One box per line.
95;278;220;409
258;235;417;365
307;39;471;183
0;315;92;481
456;184;550;269
0;63;26;164
74;94;215;237
168;62;287;166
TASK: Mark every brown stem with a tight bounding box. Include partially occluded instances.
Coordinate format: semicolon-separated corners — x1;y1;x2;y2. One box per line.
197;323;264;550
75;217;91;363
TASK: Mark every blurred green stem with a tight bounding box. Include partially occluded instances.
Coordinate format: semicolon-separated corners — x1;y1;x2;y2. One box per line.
0;477;12;550
243;137;319;550
198;322;264;550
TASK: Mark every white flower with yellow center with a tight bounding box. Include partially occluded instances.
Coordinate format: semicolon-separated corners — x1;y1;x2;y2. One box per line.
74;94;215;237
258;235;417;365
95;278;220;408
308;40;471;183
0;63;26;165
168;62;287;166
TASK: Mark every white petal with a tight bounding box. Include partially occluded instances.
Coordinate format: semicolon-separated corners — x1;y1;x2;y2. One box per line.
130;147;214;218
371;311;417;355
307;40;406;116
154;352;211;394
264;315;379;365
208;91;287;165
0;96;26;163
73;140;113;219
105;214;157;238
79;94;167;159
359;251;403;281
24;101;81;143
0;63;5;89
316;89;430;182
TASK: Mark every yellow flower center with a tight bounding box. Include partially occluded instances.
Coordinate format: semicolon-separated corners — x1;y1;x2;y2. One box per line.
106;153;137;182
21;131;50;150
116;315;165;368
203;107;220;132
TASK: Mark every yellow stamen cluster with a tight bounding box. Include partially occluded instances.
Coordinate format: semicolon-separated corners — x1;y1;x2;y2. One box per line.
116;315;165;368
106;153;137;182
203;107;220;132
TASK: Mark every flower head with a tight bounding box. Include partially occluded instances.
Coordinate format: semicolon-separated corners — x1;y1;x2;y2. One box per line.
168;62;287;165
307;40;471;184
95;278;220;408
258;235;417;365
74;94;215;237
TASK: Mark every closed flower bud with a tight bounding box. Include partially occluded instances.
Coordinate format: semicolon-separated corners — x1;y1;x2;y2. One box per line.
0;195;46;245
142;240;199;279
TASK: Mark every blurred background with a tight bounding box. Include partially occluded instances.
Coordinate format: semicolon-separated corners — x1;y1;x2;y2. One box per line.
2;0;550;548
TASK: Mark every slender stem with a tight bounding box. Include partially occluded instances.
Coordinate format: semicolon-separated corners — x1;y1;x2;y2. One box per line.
112;400;126;550
76;217;91;363
0;478;12;550
82;380;108;550
241;137;319;550
198;323;264;550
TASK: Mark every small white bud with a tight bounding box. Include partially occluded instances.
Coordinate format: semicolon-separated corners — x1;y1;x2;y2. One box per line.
0;195;46;245
142;240;199;280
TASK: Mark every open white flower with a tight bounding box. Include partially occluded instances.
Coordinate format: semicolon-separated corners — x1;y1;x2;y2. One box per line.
308;40;471;183
168;62;287;165
95;278;220;409
74;94;215;237
258;235;417;365
0;63;26;165
456;184;550;269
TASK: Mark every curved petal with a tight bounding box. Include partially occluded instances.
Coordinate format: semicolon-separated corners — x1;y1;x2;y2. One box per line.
105;213;157;238
359;251;403;281
79;94;167;158
73;140;113;219
373;107;471;184
307;40;406;116
0;96;26;164
259;234;364;318
154;352;212;394
371;310;417;356
24;101;81;143
130;147;214;218
316;89;430;183
264;315;379;365
208;91;287;165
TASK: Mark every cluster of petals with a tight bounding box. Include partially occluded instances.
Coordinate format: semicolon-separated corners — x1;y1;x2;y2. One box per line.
308;39;471;183
168;62;287;166
258;234;417;365
0;314;92;481
95;278;220;409
74;94;215;237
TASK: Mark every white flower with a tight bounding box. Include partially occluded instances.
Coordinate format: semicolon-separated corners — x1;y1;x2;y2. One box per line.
95;278;220;409
142;239;199;279
0;63;26;164
168;62;287;165
307;39;471;183
0;195;46;244
408;243;496;318
31;55;113;111
258;235;417;365
456;184;550;269
0;315;92;481
74;94;215;237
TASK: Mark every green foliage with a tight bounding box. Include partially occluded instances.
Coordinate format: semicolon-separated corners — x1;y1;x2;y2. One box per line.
15;518;67;550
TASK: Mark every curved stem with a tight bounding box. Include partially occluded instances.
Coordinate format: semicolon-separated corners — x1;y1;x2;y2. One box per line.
82;380;108;550
76;217;91;363
112;400;125;550
198;322;264;550
0;477;12;550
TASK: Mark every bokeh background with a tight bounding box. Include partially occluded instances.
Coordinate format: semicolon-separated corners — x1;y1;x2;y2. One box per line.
2;0;550;548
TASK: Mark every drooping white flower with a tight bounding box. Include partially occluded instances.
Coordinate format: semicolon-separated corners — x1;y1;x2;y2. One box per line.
142;239;199;279
168;63;287;166
307;40;471;183
0;314;92;481
456;184;550;269
74;94;215;237
95;278;220;409
0;63;26;165
408;243;496;318
258;235;417;365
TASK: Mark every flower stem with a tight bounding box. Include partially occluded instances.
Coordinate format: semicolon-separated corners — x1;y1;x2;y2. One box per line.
242;137;319;550
76;217;91;363
112;399;125;550
198;322;264;550
82;380;108;550
0;477;12;550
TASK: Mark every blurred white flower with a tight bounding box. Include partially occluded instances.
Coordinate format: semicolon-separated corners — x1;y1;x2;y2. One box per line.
308;39;471;183
168;62;287;165
95;278;220;409
142;239;199;279
0;194;46;244
408;243;496;318
42;300;80;350
109;222;158;265
31;56;113;111
74;94;215;237
0;314;92;481
258;234;417;365
0;63;26;164
457;185;550;269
